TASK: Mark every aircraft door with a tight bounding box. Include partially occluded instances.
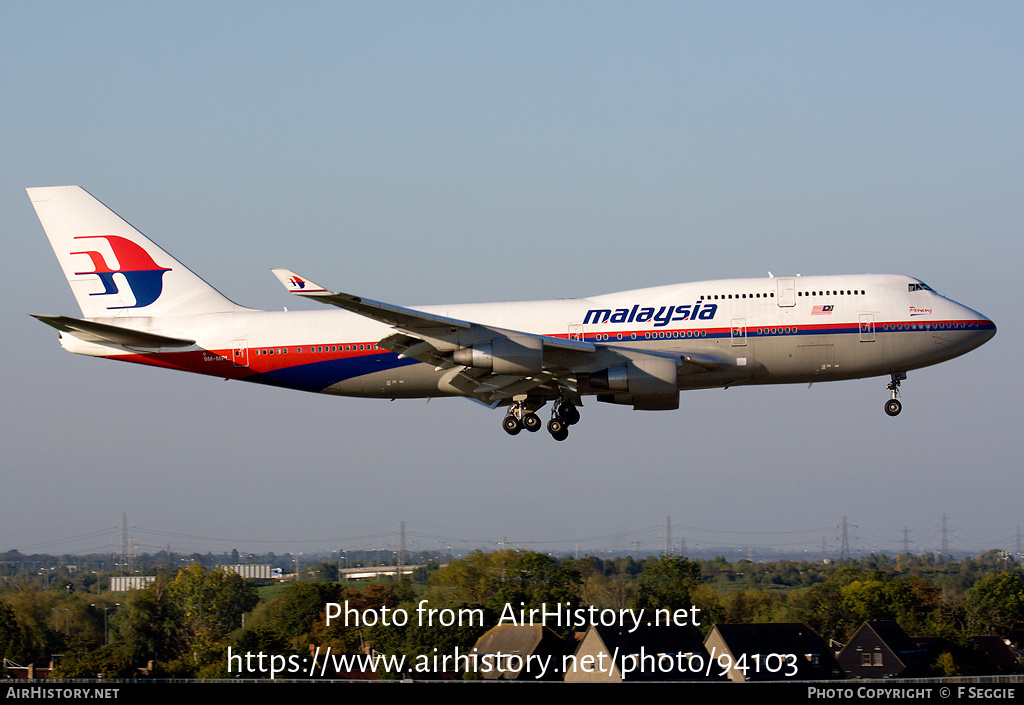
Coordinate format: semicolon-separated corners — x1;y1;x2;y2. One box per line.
777;278;796;307
859;314;875;343
731;318;747;346
568;324;584;341
233;339;249;368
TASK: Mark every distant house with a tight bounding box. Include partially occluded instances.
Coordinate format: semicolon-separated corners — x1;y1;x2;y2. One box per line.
704;623;842;682
469;624;567;681
969;635;1022;675
564;623;723;682
3;659;53;680
913;634;1023;677
837;621;927;679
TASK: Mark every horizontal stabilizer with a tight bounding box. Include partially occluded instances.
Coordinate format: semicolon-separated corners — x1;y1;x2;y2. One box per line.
31;314;195;349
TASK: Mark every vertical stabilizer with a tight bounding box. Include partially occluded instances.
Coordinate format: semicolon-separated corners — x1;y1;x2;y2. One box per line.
27;186;242;318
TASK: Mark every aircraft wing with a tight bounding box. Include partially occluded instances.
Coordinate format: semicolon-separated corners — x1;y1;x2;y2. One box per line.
271;269;474;333
271;268;596;356
271;268;720;405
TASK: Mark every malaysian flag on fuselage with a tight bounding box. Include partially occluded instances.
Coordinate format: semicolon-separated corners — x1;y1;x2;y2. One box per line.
811;305;834;315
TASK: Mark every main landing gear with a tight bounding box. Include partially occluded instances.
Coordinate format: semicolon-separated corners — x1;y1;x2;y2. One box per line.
503;398;580;441
546;398;580;442
502;399;543;436
884;372;906;417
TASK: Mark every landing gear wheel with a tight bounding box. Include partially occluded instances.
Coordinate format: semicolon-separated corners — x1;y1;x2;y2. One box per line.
553;398;580;426
547;418;569;441
502;415;523;435
884;399;902;417
561;403;580;426
522;412;541;432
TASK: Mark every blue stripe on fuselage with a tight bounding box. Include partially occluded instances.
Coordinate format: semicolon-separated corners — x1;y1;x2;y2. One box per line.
249;352;420;392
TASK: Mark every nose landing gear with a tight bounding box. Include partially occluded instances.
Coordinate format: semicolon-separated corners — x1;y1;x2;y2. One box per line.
884;372;906;416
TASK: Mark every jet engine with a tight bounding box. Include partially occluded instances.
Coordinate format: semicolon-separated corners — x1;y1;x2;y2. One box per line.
452;334;544;375
587;356;680;410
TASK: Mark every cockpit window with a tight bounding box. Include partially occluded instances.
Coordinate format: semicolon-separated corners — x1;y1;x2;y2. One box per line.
909;282;934;292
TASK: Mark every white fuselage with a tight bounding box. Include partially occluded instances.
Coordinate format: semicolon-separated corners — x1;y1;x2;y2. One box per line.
59;273;994;402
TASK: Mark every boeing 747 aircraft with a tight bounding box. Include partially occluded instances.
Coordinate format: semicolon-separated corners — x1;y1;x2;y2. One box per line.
28;186;996;441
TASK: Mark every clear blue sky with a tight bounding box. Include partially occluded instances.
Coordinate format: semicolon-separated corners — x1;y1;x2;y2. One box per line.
2;2;1020;558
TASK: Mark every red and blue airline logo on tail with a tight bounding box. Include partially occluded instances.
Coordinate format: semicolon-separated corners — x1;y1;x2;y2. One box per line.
71;235;171;309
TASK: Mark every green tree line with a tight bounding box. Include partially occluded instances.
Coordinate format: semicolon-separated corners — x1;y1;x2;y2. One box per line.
1;550;1021;678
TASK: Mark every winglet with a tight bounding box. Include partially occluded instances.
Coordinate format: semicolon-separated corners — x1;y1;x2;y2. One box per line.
271;268;333;295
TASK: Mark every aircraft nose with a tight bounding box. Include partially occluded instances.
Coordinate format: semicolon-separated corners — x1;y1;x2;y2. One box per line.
977;314;997;343
957;305;996;350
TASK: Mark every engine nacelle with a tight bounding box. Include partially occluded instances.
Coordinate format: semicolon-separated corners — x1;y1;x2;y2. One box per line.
589;365;630;393
588;356;679;409
452;334;544;375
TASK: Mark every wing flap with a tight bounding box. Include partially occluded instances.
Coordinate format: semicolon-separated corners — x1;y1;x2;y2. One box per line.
377;333;452;368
